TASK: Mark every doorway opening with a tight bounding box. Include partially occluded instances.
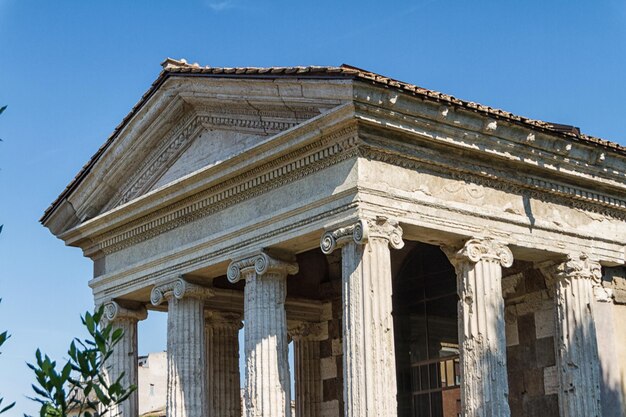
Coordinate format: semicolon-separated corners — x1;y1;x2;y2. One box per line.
394;243;460;417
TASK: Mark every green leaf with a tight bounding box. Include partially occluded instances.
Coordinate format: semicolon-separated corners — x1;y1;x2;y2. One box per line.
0;400;15;414
85;313;95;334
26;307;137;417
0;331;9;348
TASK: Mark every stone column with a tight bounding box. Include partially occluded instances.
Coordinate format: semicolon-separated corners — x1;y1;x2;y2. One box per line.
227;251;299;417
320;216;404;417
205;311;243;417
102;301;147;417
551;254;603;417
151;278;214;417
289;321;327;417
443;237;513;417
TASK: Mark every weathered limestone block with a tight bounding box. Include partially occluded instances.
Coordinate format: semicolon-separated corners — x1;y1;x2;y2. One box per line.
205;311;243;417
289;321;327;417
321;216;403;417
228;251;298;417
444;237;513;417
151;278;214;417
102;301;147;417
550;254;603;417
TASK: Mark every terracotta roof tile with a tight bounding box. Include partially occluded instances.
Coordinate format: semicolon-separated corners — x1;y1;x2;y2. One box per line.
40;58;626;223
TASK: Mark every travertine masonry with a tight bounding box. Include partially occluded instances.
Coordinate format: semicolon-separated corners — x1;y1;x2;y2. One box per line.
444;238;513;417
503;267;559;416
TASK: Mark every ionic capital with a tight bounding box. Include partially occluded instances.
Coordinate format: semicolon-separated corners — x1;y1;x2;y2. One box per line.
227;250;299;283
443;237;513;268
554;253;602;284
150;277;214;306
205;311;243;330
320;215;404;254
287;320;328;342
103;301;148;323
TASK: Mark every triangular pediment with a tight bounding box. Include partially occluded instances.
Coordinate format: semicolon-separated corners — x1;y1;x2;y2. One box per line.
107;101;322;210
43;73;353;235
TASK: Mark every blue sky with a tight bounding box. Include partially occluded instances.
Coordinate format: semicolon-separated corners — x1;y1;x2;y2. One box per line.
0;0;625;415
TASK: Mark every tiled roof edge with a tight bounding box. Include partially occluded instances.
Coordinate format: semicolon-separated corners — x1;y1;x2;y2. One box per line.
41;58;626;224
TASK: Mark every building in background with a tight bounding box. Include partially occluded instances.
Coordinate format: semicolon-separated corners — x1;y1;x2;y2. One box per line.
137;352;167;417
43;59;626;417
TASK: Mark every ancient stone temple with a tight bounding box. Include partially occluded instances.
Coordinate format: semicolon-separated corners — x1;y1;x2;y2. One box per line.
42;59;626;417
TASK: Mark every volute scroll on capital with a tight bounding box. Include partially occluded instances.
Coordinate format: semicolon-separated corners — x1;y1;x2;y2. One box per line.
204;311;243;330
103;301;148;322
443;237;514;268
554;253;602;284
227;250;299;284
320;215;404;254
150;277;215;306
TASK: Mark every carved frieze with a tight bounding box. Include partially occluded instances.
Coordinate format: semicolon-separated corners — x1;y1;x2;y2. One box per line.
87;125;359;256
81;120;625;266
359;146;626;220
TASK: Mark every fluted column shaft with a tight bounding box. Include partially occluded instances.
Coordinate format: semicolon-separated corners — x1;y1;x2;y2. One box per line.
445;237;513;417
151;278;214;417
167;297;205;417
321;216;404;417
205;312;242;417
102;302;147;417
552;254;602;417
291;322;325;417
228;251;299;417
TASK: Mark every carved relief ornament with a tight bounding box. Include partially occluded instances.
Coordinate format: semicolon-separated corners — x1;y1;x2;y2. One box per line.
320;215;404;254
554;253;602;284
227;251;299;284
150;277;215;306
103;301;148;322
443;237;514;268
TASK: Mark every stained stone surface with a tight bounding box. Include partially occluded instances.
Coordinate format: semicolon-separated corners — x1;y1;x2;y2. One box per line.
445;238;513;417
41;62;626;417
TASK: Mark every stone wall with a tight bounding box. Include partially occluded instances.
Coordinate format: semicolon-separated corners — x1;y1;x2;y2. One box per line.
503;268;559;417
319;282;343;417
596;267;626;417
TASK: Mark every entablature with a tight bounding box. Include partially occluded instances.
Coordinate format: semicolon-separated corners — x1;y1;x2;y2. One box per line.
353;82;626;192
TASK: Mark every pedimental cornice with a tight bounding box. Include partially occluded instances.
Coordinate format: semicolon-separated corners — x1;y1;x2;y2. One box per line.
43;77;348;234
62;105;360;256
352;87;626;191
63;101;626;259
